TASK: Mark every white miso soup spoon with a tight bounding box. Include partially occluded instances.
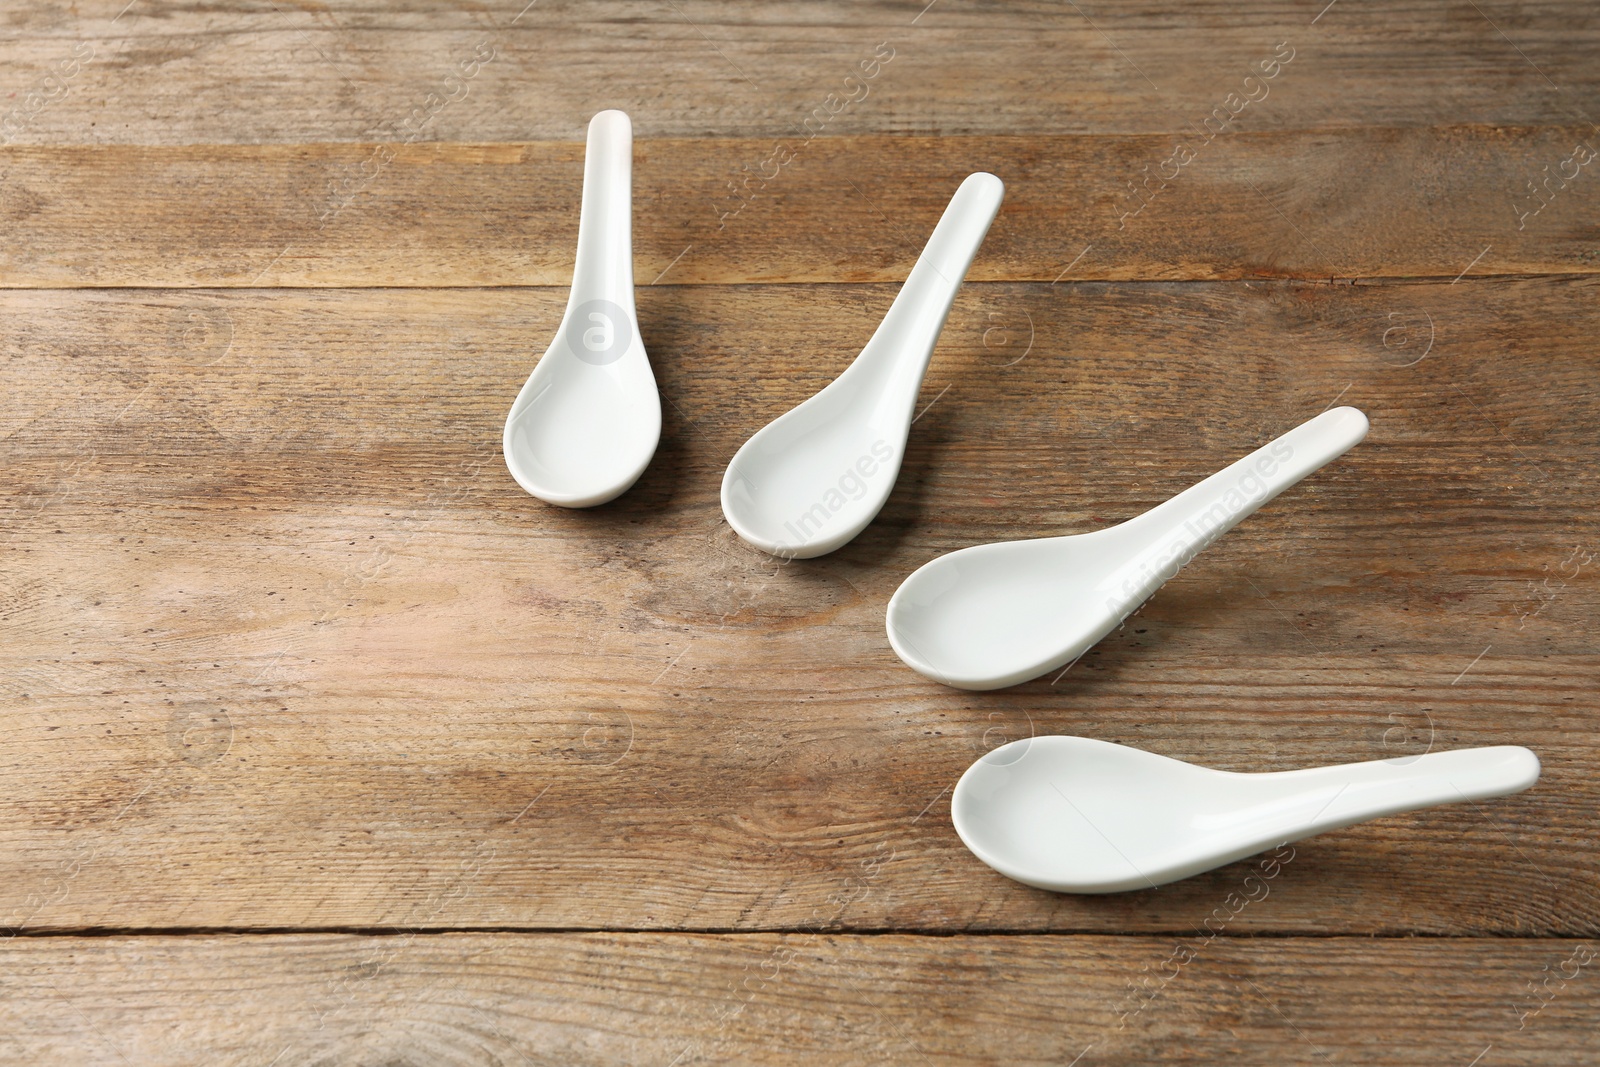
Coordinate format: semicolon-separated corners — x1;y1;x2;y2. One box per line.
721;172;1005;558
887;406;1370;690
952;736;1540;893
503;110;660;507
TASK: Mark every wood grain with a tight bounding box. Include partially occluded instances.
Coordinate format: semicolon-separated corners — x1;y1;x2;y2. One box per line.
0;932;1595;1065
3;278;1595;935
2;127;1597;288
1;1;1598;144
5;1;1599;1056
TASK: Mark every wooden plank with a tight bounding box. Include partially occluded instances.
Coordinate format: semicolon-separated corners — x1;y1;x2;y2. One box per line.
1;1;1598;144
2;277;1596;934
0;932;1594;1064
2;127;1597;287
4;1;1592;1058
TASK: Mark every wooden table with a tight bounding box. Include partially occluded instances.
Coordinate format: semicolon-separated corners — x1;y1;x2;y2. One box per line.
3;2;1597;1063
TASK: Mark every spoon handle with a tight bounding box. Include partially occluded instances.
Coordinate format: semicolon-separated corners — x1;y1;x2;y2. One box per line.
569;110;635;312
865;172;1004;406
1113;406;1369;589
1260;745;1540;841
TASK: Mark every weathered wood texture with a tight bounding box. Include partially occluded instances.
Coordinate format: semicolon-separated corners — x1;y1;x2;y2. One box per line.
0;932;1596;1065
1;1;1598;143
4;278;1595;935
2;128;1597;287
4;0;1598;1059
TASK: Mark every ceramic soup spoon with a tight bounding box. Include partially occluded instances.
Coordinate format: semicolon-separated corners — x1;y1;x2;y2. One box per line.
720;172;1005;558
887;406;1369;690
503;110;660;507
953;735;1540;893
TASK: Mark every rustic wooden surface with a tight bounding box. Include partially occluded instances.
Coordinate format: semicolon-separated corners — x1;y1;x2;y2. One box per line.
3;933;1597;1065
2;1;1597;1063
4;127;1599;286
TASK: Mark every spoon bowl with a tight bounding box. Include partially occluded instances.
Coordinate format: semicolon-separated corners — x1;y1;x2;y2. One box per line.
720;372;903;558
722;172;1004;558
952;735;1540;893
888;406;1369;689
504;110;660;507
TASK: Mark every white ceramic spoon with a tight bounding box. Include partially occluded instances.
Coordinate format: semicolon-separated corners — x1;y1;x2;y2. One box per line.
503;110;660;507
953;736;1540;893
887;406;1370;690
721;172;1005;558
